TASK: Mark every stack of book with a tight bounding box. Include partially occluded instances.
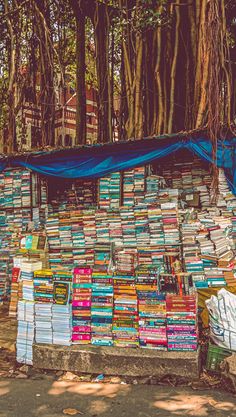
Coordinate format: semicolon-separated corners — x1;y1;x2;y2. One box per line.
45;213;60;268
1;169;31;208
181;221;206;288
120;207;136;246
161;202;180;246
113;274;139;347
9;267;21;316
91;245;113;346
136;266;167;350
205;269;226;287
145;175;160;200
83;210;96;248
96;210;110;244
115;249;137;275
166;295;198;351
232;216;236;246
0;249;10;303
108;210;123;245
210;227;233;260
53;270;72;305
72;267;92;344
123;167;146;206
34;270;54;303
20;261;42;302
148;207;164;246
16;300;35;364
98;172;121;209
52;304;72;345
134;204;150;247
35;302;53;344
218;169;236;212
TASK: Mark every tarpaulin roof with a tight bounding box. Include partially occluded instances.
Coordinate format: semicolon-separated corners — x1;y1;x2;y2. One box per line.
1;133;236;192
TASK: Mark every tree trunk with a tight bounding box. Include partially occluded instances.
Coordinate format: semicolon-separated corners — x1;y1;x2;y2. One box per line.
4;0;17;153
34;0;55;147
93;2;112;143
168;0;180;133
76;12;86;145
134;32;143;138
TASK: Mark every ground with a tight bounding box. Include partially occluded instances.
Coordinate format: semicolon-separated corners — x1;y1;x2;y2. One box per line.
1;379;236;417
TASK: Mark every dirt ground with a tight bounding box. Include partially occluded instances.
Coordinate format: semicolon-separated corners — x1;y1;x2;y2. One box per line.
1;378;236;417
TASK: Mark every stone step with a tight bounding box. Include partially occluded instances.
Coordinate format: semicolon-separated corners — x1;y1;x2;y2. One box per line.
33;344;200;379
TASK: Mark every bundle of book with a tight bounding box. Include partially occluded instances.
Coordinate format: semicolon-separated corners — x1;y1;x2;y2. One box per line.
113;273;139;348
123;167;146;206
98;172;121;209
136;266;167;350
72;267;92;344
16;260;43;365
166;295;198;351
91;244;114;346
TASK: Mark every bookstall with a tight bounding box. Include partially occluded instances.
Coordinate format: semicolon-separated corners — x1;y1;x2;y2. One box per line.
1;134;236;366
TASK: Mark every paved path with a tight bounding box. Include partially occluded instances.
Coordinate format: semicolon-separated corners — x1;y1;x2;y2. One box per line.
0;379;236;417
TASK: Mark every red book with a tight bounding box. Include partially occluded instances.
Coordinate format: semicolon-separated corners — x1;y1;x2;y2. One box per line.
12;267;20;283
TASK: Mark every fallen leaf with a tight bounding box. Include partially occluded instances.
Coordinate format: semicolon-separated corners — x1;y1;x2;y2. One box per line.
208;399;218;408
63;408;83;415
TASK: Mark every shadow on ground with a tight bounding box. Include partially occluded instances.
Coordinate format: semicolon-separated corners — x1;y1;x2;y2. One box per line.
0;378;236;417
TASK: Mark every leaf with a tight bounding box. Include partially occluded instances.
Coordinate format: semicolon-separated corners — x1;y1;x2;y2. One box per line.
63;408;83;416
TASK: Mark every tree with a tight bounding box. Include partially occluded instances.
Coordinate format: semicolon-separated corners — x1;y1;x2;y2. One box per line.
0;0;235;154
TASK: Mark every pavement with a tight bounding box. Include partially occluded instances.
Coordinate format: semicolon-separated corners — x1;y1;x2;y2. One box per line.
1;378;236;417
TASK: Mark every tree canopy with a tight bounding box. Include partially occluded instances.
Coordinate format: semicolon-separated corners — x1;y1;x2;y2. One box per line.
0;0;235;154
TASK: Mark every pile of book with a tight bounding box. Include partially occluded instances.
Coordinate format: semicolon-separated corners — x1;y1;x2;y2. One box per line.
161;202;180;246
16;300;35;364
34;270;54;303
0;251;10;303
52;304;72;345
160;158;211;205
0;169;31;208
35;302;53;344
113;274;139;347
166;295;198;351
114;249;137;275
98;172;121;209
20;261;42;302
53;270;72;305
134;205;150;247
108;210;123;245
136;266;167;350
137;248;165;271
148;207;164;246
91;245;113;346
9;267;21;316
145;175;160;204
72;267;92;344
123;167;146;206
120;207;136;246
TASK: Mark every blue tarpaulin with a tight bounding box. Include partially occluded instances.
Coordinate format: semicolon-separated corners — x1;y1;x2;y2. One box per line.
1;135;236;192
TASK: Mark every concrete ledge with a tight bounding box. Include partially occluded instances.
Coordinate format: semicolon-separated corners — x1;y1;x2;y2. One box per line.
33;344;200;379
